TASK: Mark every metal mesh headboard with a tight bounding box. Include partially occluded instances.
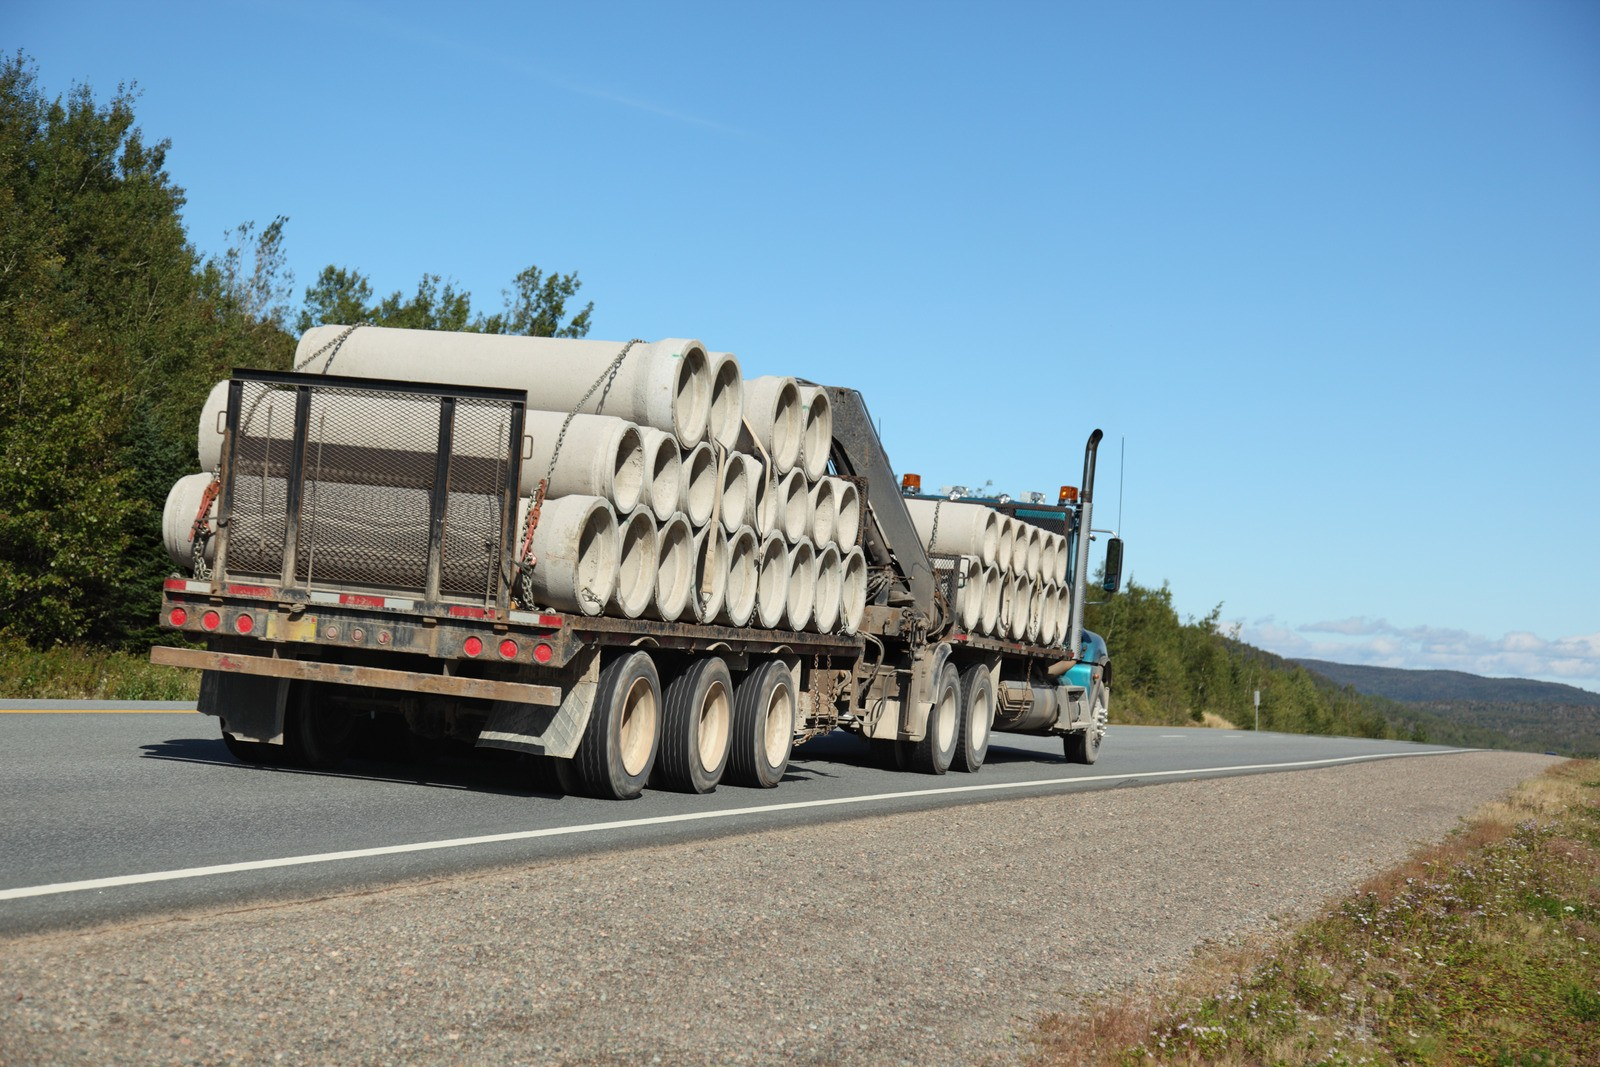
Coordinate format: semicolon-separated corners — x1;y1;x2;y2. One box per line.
214;370;526;612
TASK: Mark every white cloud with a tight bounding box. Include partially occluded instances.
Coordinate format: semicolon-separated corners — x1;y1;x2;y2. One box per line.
1237;616;1600;695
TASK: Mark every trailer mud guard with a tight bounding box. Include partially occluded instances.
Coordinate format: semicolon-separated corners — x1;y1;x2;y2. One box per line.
477;647;601;759
199;669;289;745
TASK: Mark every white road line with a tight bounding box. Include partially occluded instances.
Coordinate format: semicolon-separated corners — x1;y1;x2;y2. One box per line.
0;749;1471;902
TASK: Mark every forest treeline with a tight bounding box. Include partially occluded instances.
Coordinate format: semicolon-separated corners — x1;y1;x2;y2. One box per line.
0;57;1518;752
1082;580;1515;749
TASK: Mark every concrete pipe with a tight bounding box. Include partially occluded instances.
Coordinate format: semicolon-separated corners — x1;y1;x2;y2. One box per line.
979;563;1004;636
754;531;789;629
812;543;843;633
1025;579;1045;643
776;468;811;544
796;384;833;482
679;440;718;528
717;525;760;627
749;455;777;536
522;495;619;617
950;555;984;633
1004;575;1032;641
808;476;837;548
995;516;1017;577
839;547;868;636
645;512;695;622
1024;525;1045;582
705;351;745;453
1042;583;1065;645
717;451;753;534
163;472;218;568
689;524;728;624
199;382;650;509
1009;519;1031;578
611;508;659;619
295;325;713;448
638;427;684;523
784;537;817;632
739;376;803;476
903;498;1000;566
830;477;861;550
1054;533;1071;585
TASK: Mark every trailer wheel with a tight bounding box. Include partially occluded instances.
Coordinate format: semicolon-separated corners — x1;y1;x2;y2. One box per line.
281;682;356;769
727;660;796;788
653;657;733;794
221;729;282;766
908;662;961;775
574;651;662;799
951;665;995;772
1065;680;1108;765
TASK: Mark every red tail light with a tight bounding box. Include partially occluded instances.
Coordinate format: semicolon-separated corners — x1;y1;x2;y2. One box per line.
201;610;221;631
498;639;518;659
463;636;483;657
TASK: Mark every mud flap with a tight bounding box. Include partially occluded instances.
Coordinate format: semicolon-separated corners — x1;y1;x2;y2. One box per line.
476;647;600;759
199;669;288;745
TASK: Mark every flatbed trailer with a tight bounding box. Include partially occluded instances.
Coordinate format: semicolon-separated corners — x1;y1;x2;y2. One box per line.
152;366;1121;798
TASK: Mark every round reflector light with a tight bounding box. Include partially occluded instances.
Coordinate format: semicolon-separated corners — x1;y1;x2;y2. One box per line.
234;613;254;635
498;639;518;659
463;636;483;657
168;607;188;627
533;643;553;664
201;610;221;631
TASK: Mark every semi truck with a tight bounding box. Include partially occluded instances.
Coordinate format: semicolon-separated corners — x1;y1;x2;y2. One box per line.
150;329;1123;800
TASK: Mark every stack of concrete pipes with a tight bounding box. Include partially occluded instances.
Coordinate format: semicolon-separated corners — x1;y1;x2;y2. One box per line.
161;326;870;635
902;498;1072;645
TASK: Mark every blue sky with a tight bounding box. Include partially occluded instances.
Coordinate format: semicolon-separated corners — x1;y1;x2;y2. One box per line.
13;1;1600;691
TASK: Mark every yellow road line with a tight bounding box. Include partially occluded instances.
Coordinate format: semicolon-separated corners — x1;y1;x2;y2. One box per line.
0;708;196;714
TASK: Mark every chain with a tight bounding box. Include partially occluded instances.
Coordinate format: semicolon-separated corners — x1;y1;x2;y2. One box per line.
544;338;644;487
293;323;363;373
188;474;222;580
927;499;943;551
514;339;643;611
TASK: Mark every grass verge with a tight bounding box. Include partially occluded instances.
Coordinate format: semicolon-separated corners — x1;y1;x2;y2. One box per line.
0;631;199;701
1029;759;1600;1066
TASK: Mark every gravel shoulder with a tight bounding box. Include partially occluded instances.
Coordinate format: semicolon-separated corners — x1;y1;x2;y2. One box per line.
0;750;1557;1066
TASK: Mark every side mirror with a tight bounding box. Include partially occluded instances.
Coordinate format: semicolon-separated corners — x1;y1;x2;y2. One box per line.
1101;537;1124;594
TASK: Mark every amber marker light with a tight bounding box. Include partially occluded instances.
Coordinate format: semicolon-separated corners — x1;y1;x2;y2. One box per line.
1059;485;1079;504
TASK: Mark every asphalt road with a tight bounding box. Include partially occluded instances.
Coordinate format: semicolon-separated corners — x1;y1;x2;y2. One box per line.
0;703;1468;935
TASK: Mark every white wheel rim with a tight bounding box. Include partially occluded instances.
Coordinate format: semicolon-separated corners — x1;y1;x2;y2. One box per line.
618;675;657;777
935;686;957;752
698;682;731;770
971;690;992;750
762;684;792;768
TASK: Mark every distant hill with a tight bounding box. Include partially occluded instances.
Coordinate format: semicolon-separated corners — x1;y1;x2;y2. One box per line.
1291;660;1600;707
1294;659;1600;757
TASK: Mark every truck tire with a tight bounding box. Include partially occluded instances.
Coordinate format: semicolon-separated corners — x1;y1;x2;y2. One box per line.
281;681;356;769
1065;680;1108;765
653;657;733;794
951;664;995;772
727;660;796;788
908;662;961;775
221;729;282;766
574;651;662;799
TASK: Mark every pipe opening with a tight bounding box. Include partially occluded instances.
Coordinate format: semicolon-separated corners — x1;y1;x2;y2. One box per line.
720;527;759;626
755;534;788;629
671;345;712;448
832;480;861;550
573;504;619;616
707;355;744;452
813;545;842;633
798;386;833;481
610;426;646;514
612;511;658;619
784;539;817;632
680;441;717;527
653;514;694;621
839;548;868;635
719;452;752;533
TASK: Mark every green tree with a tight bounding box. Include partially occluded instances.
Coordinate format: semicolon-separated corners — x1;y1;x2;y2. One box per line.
297;263;593;338
0;54;292;646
